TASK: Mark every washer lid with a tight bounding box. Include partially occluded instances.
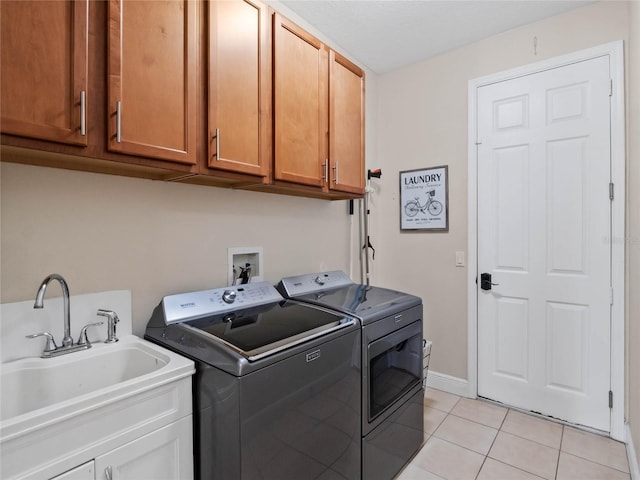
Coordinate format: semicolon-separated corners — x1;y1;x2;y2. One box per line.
182;300;354;360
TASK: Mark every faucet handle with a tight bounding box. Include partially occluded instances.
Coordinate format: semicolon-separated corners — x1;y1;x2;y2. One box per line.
26;332;58;353
77;321;104;346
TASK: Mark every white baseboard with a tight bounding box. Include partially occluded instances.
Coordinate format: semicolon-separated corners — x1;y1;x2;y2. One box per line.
425;370;472;398
627;423;640;480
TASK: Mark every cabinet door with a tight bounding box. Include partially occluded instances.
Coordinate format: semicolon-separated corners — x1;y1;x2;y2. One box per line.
208;0;270;177
51;461;95;480
94;417;193;480
273;13;328;188
329;51;365;195
1;0;88;146
108;0;197;165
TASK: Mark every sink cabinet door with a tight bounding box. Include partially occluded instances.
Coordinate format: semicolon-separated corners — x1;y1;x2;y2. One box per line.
94;416;193;480
50;461;95;480
0;0;89;146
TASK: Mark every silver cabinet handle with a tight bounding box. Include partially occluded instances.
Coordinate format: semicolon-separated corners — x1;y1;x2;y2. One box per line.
333;162;339;184
213;128;220;160
321;159;328;182
80;90;86;136
105;466;113;480
116;101;122;143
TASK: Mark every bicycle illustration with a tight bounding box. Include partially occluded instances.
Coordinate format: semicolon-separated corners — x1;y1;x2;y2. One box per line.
404;190;443;217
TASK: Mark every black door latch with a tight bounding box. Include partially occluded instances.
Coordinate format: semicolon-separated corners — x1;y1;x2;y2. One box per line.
480;273;499;291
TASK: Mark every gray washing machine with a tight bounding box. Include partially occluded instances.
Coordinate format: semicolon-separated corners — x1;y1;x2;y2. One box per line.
278;271;425;480
145;281;361;480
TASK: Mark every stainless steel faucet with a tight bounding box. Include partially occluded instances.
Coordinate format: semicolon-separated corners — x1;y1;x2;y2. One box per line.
34;273;73;346
28;273;101;358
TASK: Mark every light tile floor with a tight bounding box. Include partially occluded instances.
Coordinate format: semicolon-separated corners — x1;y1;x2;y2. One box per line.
397;388;631;480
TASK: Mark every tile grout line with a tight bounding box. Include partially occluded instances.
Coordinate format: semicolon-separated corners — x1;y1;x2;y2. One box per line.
486;458;549;480
554;424;565;480
473;407;502;480
474;405;510;479
561;427;632;475
497;416;565;451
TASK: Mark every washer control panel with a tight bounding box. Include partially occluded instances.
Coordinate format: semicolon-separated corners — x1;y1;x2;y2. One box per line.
162;281;283;324
278;271;354;297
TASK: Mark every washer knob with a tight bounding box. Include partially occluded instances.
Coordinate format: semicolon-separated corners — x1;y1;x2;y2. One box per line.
222;290;237;304
314;276;326;285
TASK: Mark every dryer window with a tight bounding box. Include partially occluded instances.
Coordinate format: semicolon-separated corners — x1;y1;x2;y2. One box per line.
367;322;422;421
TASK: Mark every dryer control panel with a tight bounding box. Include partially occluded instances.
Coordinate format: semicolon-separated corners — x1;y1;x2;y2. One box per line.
278;271;354;297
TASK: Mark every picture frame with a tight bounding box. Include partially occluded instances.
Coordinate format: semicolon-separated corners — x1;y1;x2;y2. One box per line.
399;165;449;232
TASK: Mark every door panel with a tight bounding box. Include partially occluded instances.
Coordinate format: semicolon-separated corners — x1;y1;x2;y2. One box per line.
495;297;528;380
477;55;611;431
494;145;529;270
547;138;588;273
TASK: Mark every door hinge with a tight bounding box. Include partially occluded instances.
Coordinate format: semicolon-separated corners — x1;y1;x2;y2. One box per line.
609;79;613;97
610;287;614;306
609;182;614;201
475;137;482;145
609;390;613;409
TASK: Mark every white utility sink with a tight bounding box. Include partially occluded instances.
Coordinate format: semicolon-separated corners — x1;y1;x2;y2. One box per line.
0;335;194;442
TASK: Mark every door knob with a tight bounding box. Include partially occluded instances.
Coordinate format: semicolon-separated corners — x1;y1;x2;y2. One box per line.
480;273;499;291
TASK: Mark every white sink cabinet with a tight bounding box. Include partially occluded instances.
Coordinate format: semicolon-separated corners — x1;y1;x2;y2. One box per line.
1;290;195;480
0;336;195;480
49;416;192;480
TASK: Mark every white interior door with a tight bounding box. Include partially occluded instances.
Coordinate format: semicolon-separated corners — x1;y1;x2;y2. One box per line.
477;55;612;432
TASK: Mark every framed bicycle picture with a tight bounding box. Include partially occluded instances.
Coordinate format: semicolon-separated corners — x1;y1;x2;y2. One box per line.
399;165;449;232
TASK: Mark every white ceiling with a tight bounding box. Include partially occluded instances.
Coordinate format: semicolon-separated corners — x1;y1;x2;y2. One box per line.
279;0;595;74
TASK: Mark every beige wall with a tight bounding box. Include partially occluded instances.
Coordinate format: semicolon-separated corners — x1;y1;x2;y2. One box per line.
374;1;630;382
0;163;358;335
628;0;640;465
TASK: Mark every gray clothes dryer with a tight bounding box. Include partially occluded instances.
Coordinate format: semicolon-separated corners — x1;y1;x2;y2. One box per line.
278;271;425;480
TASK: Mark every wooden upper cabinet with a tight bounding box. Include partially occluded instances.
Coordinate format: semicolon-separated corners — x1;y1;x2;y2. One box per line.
273;13;328;188
208;0;270;177
108;0;197;165
329;51;365;195
1;0;88;146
